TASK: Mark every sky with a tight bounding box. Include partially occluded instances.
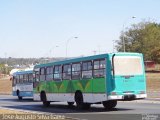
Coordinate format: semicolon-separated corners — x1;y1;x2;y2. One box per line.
0;0;160;58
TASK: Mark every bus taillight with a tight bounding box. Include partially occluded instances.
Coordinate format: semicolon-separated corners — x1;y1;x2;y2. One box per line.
111;92;117;95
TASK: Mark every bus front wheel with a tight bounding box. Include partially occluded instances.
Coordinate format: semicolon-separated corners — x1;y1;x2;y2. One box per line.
41;92;50;107
103;100;117;109
17;90;22;100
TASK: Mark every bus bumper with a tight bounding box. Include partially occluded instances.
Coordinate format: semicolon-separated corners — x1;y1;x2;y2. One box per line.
108;94;147;101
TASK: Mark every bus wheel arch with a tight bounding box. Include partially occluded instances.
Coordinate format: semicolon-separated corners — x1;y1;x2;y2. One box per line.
40;91;50;107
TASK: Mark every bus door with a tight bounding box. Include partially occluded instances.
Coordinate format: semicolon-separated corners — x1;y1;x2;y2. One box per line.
33;68;40;93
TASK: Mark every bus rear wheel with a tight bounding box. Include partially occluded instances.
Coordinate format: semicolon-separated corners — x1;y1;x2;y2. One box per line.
75;92;90;109
103;100;117;110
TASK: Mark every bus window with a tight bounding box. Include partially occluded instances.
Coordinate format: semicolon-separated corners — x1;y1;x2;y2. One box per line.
82;61;92;79
63;64;71;80
23;74;28;83
13;76;16;86
28;73;33;82
72;63;81;80
114;56;143;76
35;71;39;82
54;65;62;81
19;74;24;83
16;75;19;84
46;66;53;81
93;59;106;78
40;68;46;81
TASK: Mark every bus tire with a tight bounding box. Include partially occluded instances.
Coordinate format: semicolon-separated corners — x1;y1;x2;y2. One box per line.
75;92;83;109
83;103;91;110
103;100;117;110
75;92;90;109
67;102;74;107
40;92;50;107
17;90;22;100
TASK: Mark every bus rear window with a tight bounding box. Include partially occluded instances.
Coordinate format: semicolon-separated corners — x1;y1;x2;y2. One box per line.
114;56;143;76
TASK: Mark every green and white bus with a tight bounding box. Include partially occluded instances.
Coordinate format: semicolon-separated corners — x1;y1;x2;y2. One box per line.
33;53;147;109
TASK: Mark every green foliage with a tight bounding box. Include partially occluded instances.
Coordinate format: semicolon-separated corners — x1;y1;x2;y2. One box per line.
116;21;160;63
0;64;12;74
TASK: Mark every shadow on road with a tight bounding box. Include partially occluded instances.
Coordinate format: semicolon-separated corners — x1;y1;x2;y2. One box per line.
3;103;133;114
0;98;34;102
0;96;133;114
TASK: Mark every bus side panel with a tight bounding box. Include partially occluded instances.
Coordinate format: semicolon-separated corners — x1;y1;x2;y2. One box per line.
71;78;106;103
71;79;92;93
45;81;59;93
92;78;106;93
58;80;72;93
34;81;47;93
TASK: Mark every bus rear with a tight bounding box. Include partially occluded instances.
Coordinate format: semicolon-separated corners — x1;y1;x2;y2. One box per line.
108;53;147;101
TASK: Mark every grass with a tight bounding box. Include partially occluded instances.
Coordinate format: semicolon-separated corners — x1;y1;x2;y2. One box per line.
146;73;160;91
0;76;12;94
0;109;27;114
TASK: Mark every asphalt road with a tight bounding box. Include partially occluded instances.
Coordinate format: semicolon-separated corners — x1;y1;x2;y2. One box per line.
0;95;160;120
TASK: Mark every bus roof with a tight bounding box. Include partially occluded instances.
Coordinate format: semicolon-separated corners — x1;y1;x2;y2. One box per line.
34;52;142;69
13;70;33;76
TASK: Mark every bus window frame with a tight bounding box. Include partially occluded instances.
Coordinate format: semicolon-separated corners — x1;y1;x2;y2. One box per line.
28;73;33;83
19;74;24;83
16;75;20;84
23;74;28;83
82;60;93;79
35;71;40;82
53;65;62;82
71;62;81;80
62;64;71;80
93;58;106;78
39;67;46;81
46;66;54;81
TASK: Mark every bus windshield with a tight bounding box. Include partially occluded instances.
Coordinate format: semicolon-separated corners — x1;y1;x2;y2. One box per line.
114;56;143;76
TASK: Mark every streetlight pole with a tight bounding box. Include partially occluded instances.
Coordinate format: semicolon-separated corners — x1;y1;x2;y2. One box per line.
122;16;136;52
52;45;59;58
113;40;119;53
65;37;78;58
113;40;115;53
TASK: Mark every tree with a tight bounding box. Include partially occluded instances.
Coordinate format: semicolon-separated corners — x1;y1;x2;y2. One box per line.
116;21;160;63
